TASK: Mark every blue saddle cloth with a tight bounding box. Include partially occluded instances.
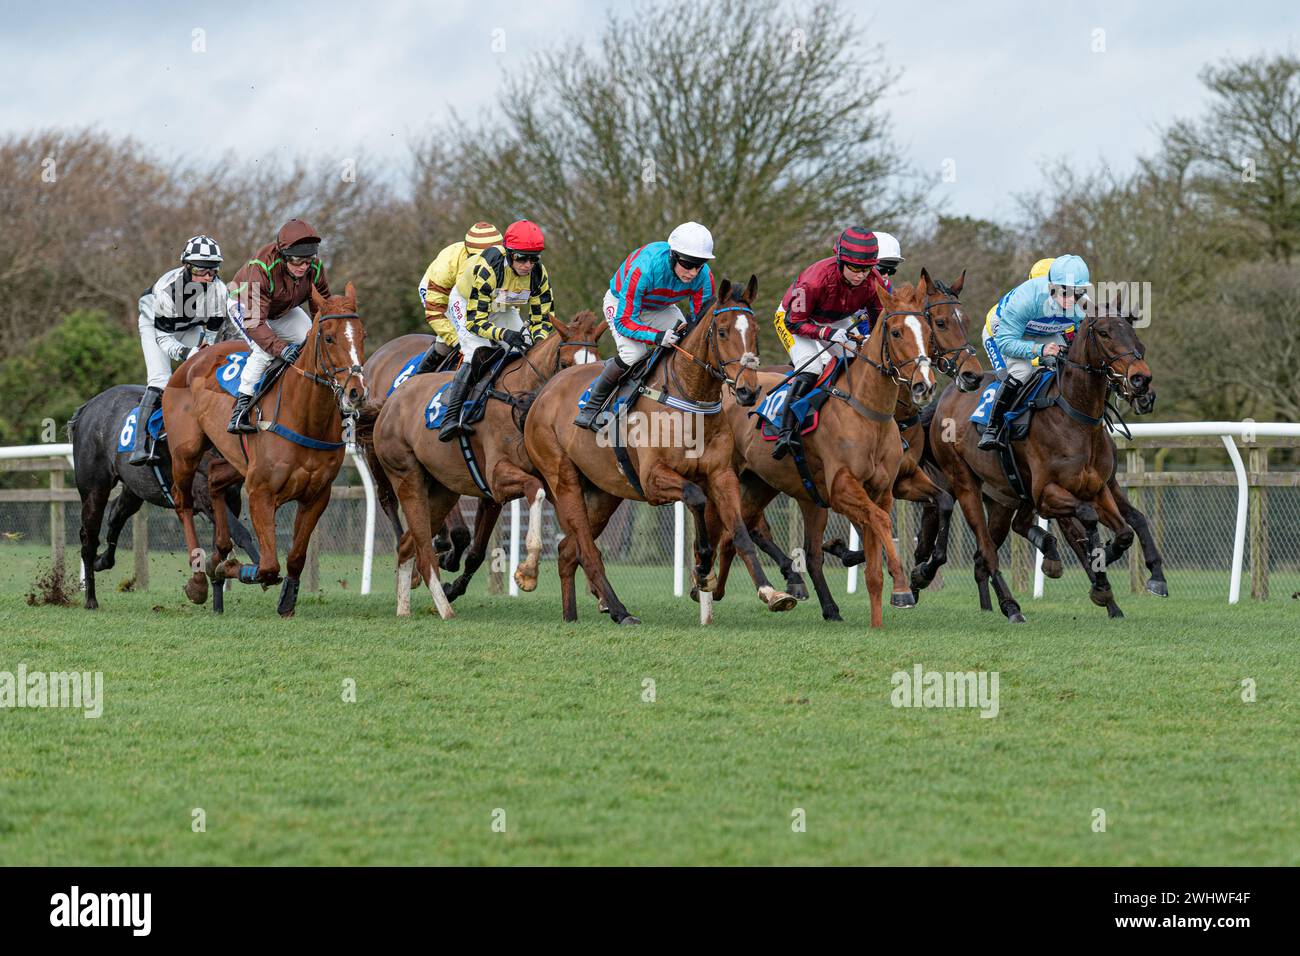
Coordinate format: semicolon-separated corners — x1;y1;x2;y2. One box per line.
970;368;1055;426
214;351;267;397
116;406;165;452
752;357;844;441
388;356;421;398
423;382;455;428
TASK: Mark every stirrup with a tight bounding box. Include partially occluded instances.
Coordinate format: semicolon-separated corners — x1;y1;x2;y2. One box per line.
977;426;1003;450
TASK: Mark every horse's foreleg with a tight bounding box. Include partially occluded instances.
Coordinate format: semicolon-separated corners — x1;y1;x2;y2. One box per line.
244;484;282;588
1040;482;1113;616
696;465;794;612
828;470;914;625
1116;483;1167;596
751;511;808;602
950;471;1024;623
170;444;210;606
96;487;141;573
551;459;631;624
438;502;471;573
491;462;547;593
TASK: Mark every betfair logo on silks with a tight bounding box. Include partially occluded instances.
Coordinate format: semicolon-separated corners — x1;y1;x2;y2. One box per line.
50;886;151;936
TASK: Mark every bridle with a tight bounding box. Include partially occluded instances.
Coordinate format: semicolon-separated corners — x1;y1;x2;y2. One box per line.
287;311;365;414
921;279;978;379
852;309;933;389
666;303;758;399
1053;314;1145;400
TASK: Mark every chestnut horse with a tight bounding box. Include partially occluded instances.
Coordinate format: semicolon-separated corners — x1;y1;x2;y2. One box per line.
361;312;605;578
710;282;938;628
524;276;796;625
711;270;983;620
162;283;367;616
927;302;1154;622
363;322;591;617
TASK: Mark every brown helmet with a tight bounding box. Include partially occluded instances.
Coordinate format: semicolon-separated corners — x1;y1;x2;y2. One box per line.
276;218;321;258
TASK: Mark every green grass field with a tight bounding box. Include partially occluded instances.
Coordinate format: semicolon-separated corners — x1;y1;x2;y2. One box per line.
1;543;1296;865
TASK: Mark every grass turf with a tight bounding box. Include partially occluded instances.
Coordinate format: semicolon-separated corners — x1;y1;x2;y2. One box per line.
1;543;1296;865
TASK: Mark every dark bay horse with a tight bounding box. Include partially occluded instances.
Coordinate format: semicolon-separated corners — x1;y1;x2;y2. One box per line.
523;276;796;626
68;384;257;610
162;283;367;616
927;304;1154;622
363;324;587;617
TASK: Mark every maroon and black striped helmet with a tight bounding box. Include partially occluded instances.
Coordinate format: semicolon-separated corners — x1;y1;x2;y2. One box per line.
833;227;878;268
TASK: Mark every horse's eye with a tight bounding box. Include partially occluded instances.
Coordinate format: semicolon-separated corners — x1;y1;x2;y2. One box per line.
325;336;335;344
935;321;946;329
891;329;901;338
1096;330;1109;338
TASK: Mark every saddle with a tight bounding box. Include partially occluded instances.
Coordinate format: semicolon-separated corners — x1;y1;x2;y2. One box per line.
969;367;1056;442
214;350;288;404
576;348;668;419
116;404;172;503
750;358;844;443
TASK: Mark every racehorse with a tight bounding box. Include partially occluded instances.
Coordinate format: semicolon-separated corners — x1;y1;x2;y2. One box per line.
711;270;982;619
524;275;797;626
68;384;257;610
708;281;938;627
360;312;605;580
361;319;591;616
926;297;1154;621
162;283;367;616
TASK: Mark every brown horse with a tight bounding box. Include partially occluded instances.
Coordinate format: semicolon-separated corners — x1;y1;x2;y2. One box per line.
927;301;1154;622
361;312;606;579
710;282;938;627
364;321;591;617
524;276;796;625
712;270;983;619
162;283;367;616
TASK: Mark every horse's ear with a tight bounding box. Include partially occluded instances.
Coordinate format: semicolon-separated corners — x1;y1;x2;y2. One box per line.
310;285;327;316
918;266;933;292
950;270;966;295
551;315;571;340
345;281;357;311
593;322;608;342
717;277;732;305
744;274;758;304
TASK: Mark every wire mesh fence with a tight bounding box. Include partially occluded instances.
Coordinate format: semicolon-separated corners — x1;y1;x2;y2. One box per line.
3;437;1298;602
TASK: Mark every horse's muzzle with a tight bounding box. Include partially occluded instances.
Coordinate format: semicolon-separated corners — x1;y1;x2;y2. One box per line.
958;370;982;392
735;386;758;407
911;381;934;405
1133;388;1156;415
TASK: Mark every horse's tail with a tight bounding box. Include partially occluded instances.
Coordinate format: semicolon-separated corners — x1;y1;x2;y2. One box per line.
352;401;383;448
67;400;90;443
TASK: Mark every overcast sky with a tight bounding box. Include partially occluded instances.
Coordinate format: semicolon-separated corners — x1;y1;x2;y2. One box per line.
2;0;1295;222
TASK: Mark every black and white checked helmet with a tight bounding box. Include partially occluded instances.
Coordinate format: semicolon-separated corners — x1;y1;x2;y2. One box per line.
180;235;223;269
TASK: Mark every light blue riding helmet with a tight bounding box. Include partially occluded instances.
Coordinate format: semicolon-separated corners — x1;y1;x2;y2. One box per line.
1047;254;1090;290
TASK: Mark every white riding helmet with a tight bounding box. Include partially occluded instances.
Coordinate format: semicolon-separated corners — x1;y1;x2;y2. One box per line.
667;221;715;260
874;231;904;263
181;235;223;269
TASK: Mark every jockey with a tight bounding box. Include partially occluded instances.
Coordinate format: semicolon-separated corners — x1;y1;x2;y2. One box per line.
413;221;504;375
130;236;228;464
770;226;884;459
977;253;1091;450
573;221;716;430
226;218;331;434
437;219;555;442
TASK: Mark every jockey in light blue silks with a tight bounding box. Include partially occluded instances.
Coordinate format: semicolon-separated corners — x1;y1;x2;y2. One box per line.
978;253;1091;450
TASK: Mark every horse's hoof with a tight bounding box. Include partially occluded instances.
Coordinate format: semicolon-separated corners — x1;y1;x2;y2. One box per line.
1107;605;1125;619
890;591;916;609
694;572;718;592
277;577;300;616
1042;559;1064;579
1008;611;1027;624
909;567;931;591
1146;579;1169;597
766;592;798;612
513;569;537;593
788;580;809;601
93;555;114;572
823;609;843;622
1090;587;1113;608
618;615;641;626
910;587;922;604
689;586;699;604
84;599;99;611
184;575;208;605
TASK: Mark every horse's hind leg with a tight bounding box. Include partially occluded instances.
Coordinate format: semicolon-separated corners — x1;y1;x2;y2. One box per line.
96;486;143;573
438;504;472;574
801;503;842;622
751;510;809;602
444;499;501;602
951;474;1024;623
692;465;794;612
77;484;112;611
555;461;632;625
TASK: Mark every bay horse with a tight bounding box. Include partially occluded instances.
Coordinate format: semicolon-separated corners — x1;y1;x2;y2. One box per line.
710;281;938;628
926;301;1154;622
360;312;605;581
523;275;796;626
711;270;983;619
363;319;594;617
162;283;367;616
68;384;258;610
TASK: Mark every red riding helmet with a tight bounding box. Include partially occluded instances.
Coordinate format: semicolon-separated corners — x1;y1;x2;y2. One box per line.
503;220;545;254
833;226;878;268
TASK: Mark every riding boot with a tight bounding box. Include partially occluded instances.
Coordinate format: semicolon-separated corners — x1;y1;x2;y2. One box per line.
128;386;163;465
227;393;257;435
414;341;450;376
772;372;817;460
573;358;625;431
976;376;1025;450
437;362;478;442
